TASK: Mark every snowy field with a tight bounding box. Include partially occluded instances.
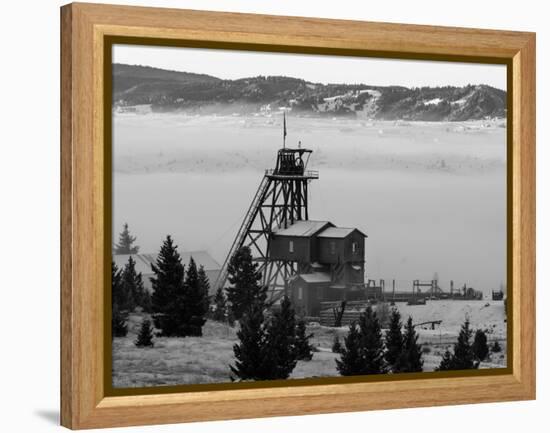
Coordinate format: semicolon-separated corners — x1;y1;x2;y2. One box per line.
112;299;506;388
113;113;507;294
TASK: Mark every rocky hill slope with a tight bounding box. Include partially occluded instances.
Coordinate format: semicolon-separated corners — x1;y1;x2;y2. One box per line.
113;64;506;121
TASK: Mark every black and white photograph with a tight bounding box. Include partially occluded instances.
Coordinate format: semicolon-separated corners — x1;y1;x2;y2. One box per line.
2;0;545;430
110;44;508;388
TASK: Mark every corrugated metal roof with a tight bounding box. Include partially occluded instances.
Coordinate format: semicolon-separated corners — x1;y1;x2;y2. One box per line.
273;220;333;237
112;250;221;275
112;254;154;275
297;272;332;283
179;251;221;270
317;227;367;238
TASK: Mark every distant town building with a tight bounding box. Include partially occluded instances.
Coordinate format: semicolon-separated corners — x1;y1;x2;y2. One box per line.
115;104;153;114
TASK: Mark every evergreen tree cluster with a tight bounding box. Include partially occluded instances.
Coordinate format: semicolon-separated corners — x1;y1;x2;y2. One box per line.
111;262;128;338
230;294;315;381
337;305;386;375
111;224;152;338
111;255;152;338
151;236;210;337
120;256;152;313
336;309;490;375
384;310;424;373
228;246;315;381
111;223;212;340
436;320;487;371
336;306;424;376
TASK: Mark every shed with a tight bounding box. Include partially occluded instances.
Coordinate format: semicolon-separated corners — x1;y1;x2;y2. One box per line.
290;272;332;316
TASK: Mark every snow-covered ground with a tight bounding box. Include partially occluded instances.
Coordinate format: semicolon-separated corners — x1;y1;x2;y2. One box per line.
386;299;507;370
113;299;506;388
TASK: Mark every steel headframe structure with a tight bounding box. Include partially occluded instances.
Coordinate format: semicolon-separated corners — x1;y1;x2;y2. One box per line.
215;147;318;301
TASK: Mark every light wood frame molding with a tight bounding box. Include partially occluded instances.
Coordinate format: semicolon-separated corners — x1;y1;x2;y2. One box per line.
60;2;535;429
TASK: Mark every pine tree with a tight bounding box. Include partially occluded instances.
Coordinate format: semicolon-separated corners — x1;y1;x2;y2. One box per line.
451;319;477;370
336;323;363;376
196;264;211;324
150;235;186;337
436;349;454;371
395;317;423;373
336;305;387;376
111;261;128;338
332;335;343;354
230;302;272;381
472;329;489;362
198;265;211;299
264;296;298;379
132;268;148;311
226;246;265;320
140;290;153;313
212;286;228;322
111;261;125;312
135;318;154;347
112;303;128;338
357;305;387;374
121;256;147;312
182;257;210;336
385;308;403;371
492;340;502;353
230;296;302;381
112;259;132;313
295;320;315;361
114;222;139;254
436;319;478;371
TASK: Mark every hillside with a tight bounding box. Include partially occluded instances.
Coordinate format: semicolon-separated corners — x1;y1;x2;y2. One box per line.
113;64;507;121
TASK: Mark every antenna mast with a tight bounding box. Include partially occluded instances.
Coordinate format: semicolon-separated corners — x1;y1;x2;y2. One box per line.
283;111;287;148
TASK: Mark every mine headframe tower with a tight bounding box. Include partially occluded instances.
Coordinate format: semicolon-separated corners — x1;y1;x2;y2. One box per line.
215;147;319;302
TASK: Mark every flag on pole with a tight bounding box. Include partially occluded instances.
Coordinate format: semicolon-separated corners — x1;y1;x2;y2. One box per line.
283;111;287;148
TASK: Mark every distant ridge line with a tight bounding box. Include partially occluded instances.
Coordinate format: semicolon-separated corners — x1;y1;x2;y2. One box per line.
112;63;507;121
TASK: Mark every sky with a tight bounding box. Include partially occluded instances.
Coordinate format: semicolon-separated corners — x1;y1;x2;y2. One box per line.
113;44;507;90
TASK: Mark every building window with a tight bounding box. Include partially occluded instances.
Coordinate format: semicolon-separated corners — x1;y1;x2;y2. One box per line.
330;241;336;254
289;240;294;253
352;242;358;253
298;286;303;300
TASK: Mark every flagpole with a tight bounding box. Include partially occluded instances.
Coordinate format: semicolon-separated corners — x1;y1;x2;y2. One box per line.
283;111;287;149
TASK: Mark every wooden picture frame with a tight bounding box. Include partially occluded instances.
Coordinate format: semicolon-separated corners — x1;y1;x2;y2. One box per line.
60;2;535;429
